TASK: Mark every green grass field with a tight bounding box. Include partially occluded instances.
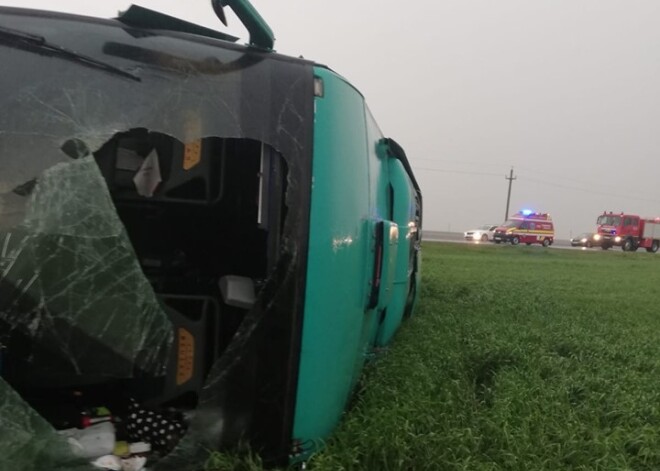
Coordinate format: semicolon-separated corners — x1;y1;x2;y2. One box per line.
212;243;660;470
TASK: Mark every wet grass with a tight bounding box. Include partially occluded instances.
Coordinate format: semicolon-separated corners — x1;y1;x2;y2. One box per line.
213;243;660;470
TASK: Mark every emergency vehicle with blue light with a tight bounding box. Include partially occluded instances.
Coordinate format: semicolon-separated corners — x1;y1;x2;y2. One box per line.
492;210;554;247
594;211;660;252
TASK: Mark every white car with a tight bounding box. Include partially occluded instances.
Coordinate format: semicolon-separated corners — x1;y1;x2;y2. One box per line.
464;224;498;242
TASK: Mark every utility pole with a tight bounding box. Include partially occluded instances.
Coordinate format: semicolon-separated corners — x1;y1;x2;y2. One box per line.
504;167;516;221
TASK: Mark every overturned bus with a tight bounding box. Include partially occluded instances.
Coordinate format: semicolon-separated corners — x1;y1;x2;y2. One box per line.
0;1;422;469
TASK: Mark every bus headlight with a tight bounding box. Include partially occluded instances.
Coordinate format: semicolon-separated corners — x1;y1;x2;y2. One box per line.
614;236;621;243
593;234;601;241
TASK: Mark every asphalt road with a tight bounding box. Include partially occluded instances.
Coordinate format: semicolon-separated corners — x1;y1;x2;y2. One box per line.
422;230;573;249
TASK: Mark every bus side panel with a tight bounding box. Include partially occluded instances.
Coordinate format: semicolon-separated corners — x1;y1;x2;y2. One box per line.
376;158;415;346
292;68;376;442
362;108;392;348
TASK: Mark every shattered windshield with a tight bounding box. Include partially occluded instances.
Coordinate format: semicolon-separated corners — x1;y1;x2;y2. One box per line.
0;7;314;470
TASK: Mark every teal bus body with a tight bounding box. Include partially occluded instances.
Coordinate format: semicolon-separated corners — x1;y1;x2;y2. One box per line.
293;67;422;452
295;68;372;441
0;4;421;469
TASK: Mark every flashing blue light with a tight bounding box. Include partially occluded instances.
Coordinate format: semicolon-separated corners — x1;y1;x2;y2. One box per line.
521;209;534;216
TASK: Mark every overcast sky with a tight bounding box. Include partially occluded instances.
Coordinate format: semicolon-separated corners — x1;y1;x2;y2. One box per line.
4;0;660;238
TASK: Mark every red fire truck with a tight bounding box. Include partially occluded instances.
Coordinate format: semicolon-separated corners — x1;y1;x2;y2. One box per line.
594;211;660;252
492;210;554;246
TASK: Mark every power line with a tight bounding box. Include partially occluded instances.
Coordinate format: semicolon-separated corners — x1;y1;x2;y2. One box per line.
412;157;507;170
520;176;660;204
516;166;624;195
412;164;660;204
411;166;502;177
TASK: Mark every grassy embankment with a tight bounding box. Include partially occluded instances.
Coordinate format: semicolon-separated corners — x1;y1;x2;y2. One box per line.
211;243;660;470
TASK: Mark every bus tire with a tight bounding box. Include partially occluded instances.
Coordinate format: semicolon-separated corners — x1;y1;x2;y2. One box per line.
542;238;550;247
647;240;659;253
511;236;520;245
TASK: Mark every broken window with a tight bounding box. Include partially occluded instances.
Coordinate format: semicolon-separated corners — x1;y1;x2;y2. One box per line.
1;129;289;468
0;8;314;466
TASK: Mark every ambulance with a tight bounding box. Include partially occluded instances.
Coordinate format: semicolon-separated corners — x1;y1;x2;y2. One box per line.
492;210;554;246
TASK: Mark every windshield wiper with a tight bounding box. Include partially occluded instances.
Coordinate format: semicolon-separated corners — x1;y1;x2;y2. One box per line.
0;25;140;82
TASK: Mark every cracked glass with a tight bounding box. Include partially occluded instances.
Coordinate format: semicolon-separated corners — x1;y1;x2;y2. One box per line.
1;7;314;470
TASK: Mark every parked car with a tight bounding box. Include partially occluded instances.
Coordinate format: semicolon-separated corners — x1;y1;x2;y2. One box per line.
570;232;598;248
464;224;498;242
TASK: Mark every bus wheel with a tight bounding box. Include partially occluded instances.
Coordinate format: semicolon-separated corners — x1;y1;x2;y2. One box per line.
542;238;550;247
511;236;520;245
647;240;660;253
